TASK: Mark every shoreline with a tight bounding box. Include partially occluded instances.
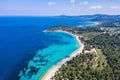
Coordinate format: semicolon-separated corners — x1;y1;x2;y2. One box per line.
41;30;84;80
77;21;100;27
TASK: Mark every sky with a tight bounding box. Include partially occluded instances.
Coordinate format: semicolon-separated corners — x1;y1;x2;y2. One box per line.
0;0;120;16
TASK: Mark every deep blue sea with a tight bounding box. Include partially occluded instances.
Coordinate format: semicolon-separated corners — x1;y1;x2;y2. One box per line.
0;16;96;80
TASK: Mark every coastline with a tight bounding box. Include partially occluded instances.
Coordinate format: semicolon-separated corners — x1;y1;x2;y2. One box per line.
77;21;100;27
41;30;84;80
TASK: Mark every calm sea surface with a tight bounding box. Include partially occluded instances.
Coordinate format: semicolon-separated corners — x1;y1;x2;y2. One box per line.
0;16;95;80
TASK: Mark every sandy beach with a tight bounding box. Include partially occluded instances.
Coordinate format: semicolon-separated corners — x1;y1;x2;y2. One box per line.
41;30;84;80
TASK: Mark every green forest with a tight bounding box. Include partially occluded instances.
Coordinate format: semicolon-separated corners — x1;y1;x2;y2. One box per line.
48;25;120;80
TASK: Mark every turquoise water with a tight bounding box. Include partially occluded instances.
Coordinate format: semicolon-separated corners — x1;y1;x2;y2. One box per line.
18;32;79;80
78;22;98;27
0;16;97;80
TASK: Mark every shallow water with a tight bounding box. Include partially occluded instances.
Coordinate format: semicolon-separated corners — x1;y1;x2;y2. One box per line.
0;16;96;80
19;32;79;80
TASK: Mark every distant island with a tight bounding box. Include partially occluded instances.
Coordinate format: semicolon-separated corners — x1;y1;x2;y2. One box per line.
41;15;120;80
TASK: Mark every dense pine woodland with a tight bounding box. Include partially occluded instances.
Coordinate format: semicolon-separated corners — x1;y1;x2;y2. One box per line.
47;16;120;80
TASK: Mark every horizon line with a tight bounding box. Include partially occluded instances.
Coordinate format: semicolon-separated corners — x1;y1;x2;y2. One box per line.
0;14;120;17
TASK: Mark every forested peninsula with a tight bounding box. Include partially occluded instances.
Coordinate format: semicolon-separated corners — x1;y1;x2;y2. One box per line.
46;21;120;80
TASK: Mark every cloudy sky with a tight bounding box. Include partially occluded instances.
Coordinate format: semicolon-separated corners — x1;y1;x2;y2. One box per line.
0;0;120;16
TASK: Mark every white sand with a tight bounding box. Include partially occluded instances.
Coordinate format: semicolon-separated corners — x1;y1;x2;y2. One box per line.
41;30;84;80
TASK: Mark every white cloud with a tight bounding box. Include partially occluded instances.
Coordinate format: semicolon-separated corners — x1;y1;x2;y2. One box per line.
48;2;56;6
80;1;88;5
84;1;88;5
70;0;75;3
111;6;120;9
69;0;75;7
90;5;103;9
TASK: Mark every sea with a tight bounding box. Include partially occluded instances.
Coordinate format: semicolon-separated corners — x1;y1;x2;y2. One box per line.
0;16;96;80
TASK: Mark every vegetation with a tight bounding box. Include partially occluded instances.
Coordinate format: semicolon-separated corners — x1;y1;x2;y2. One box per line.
86;33;120;80
47;22;120;80
91;14;120;28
